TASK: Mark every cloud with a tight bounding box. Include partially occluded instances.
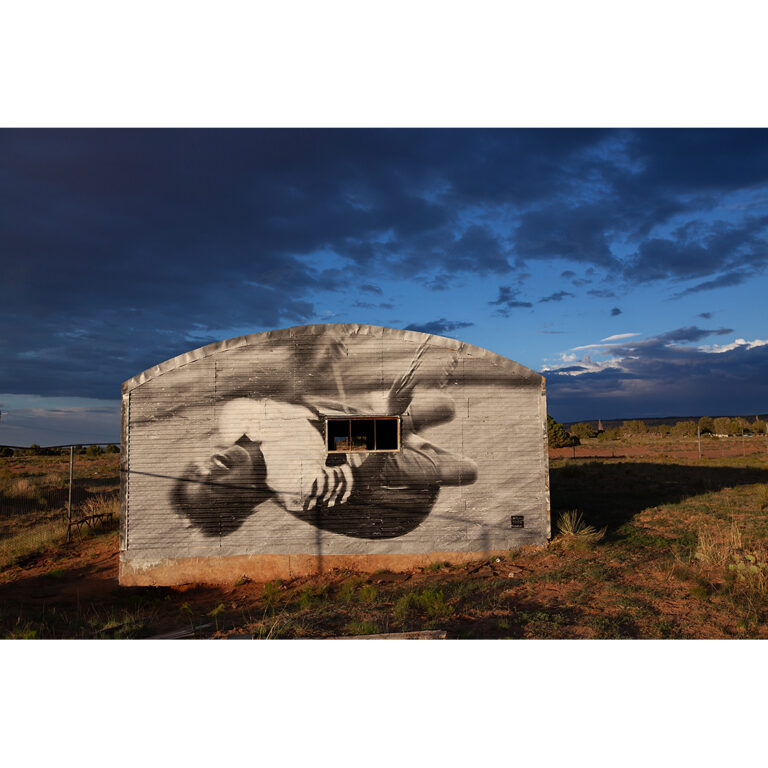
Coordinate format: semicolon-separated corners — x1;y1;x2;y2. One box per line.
601;333;640;342
489;286;533;315
655;326;733;344
404;319;474;336
539;291;574;303
570;326;728;352
544;327;768;420
671;269;755;298
624;216;768;291
700;338;768;353
588;289;617;299
610;307;622;316
2;128;768;402
514;204;619;268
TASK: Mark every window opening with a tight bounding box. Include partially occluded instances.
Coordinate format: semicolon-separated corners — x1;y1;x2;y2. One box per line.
326;417;400;453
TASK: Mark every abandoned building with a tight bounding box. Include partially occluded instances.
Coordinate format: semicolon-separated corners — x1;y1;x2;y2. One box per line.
119;324;550;585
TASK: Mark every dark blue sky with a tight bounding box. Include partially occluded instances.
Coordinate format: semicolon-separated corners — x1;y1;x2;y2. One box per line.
2;129;767;443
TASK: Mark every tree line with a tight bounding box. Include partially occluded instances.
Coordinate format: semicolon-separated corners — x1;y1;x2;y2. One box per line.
548;415;767;447
0;444;120;458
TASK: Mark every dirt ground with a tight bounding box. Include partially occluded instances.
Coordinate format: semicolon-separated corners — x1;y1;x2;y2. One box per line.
2;446;768;639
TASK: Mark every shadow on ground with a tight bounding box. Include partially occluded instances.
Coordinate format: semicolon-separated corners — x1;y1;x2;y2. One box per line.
550;461;768;533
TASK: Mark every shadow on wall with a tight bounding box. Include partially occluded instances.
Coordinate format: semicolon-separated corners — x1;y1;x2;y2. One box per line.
550;462;768;534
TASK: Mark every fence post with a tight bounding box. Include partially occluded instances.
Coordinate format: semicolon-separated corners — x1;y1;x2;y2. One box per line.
66;445;73;543
697;425;701;460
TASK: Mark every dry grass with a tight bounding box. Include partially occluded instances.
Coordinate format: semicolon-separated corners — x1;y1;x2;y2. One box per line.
76;494;119;521
6;477;36;498
695;519;743;567
694;519;768;602
0;517;68;569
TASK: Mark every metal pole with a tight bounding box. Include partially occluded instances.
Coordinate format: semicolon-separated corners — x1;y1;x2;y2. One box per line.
67;445;73;543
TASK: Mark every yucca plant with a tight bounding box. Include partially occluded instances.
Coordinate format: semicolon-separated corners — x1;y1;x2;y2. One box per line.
555;510;606;548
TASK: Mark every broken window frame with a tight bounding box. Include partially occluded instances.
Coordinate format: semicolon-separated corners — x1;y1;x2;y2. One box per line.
325;416;401;454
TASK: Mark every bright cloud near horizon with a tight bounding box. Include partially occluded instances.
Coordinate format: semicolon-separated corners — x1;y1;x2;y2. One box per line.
1;129;768;444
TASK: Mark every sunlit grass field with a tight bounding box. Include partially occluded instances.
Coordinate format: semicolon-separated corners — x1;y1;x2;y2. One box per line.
2;445;768;638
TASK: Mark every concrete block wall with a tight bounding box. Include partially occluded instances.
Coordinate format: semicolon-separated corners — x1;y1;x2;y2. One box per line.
119;324;549;585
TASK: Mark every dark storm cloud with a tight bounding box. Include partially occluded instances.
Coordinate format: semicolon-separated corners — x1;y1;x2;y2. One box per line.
671;269;754;299
610;307;622;316
623;216;768;289
698;312;712;319
2;128;768;399
514;204;619;268
404;319;474;336
539;291;574;303
623;130;768;192
546;329;768;421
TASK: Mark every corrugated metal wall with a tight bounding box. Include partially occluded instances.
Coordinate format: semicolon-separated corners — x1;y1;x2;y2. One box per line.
121;324;549;566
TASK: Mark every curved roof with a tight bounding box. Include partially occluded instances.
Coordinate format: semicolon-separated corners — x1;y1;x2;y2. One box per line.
122;323;544;393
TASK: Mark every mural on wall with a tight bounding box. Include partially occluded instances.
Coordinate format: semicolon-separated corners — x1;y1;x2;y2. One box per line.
171;337;479;539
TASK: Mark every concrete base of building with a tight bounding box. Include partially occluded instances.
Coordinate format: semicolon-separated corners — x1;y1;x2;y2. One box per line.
119;549;511;586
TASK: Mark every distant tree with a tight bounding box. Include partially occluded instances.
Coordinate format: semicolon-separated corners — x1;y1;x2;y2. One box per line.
571;422;598;439
29;443;41;455
622;420;648;435
670;421;697;437
729;417;749;435
547;416;578;448
713;417;731;435
105;444;120;454
0;447;13;458
698;417;715;434
86;444;103;457
753;419;767;435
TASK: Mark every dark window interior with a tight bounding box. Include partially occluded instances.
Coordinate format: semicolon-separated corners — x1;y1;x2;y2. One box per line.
326;417;400;452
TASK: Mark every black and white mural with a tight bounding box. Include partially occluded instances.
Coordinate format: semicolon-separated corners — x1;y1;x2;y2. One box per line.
122;325;548;562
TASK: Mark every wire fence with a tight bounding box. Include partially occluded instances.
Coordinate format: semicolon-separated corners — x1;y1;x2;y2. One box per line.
0;444;120;568
550;434;768;461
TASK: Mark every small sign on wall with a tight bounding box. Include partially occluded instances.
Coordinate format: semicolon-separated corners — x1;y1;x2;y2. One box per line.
510;515;525;528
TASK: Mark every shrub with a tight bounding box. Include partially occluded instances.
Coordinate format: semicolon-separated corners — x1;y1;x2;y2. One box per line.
713;417;731;435
698;417;715;434
547;416;577;448
86;444;103;457
0;447;13;458
554;510;606;548
596;427;621;441
105;444;120;454
621;420;648;434
571;422;598;439
670;421;697;437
